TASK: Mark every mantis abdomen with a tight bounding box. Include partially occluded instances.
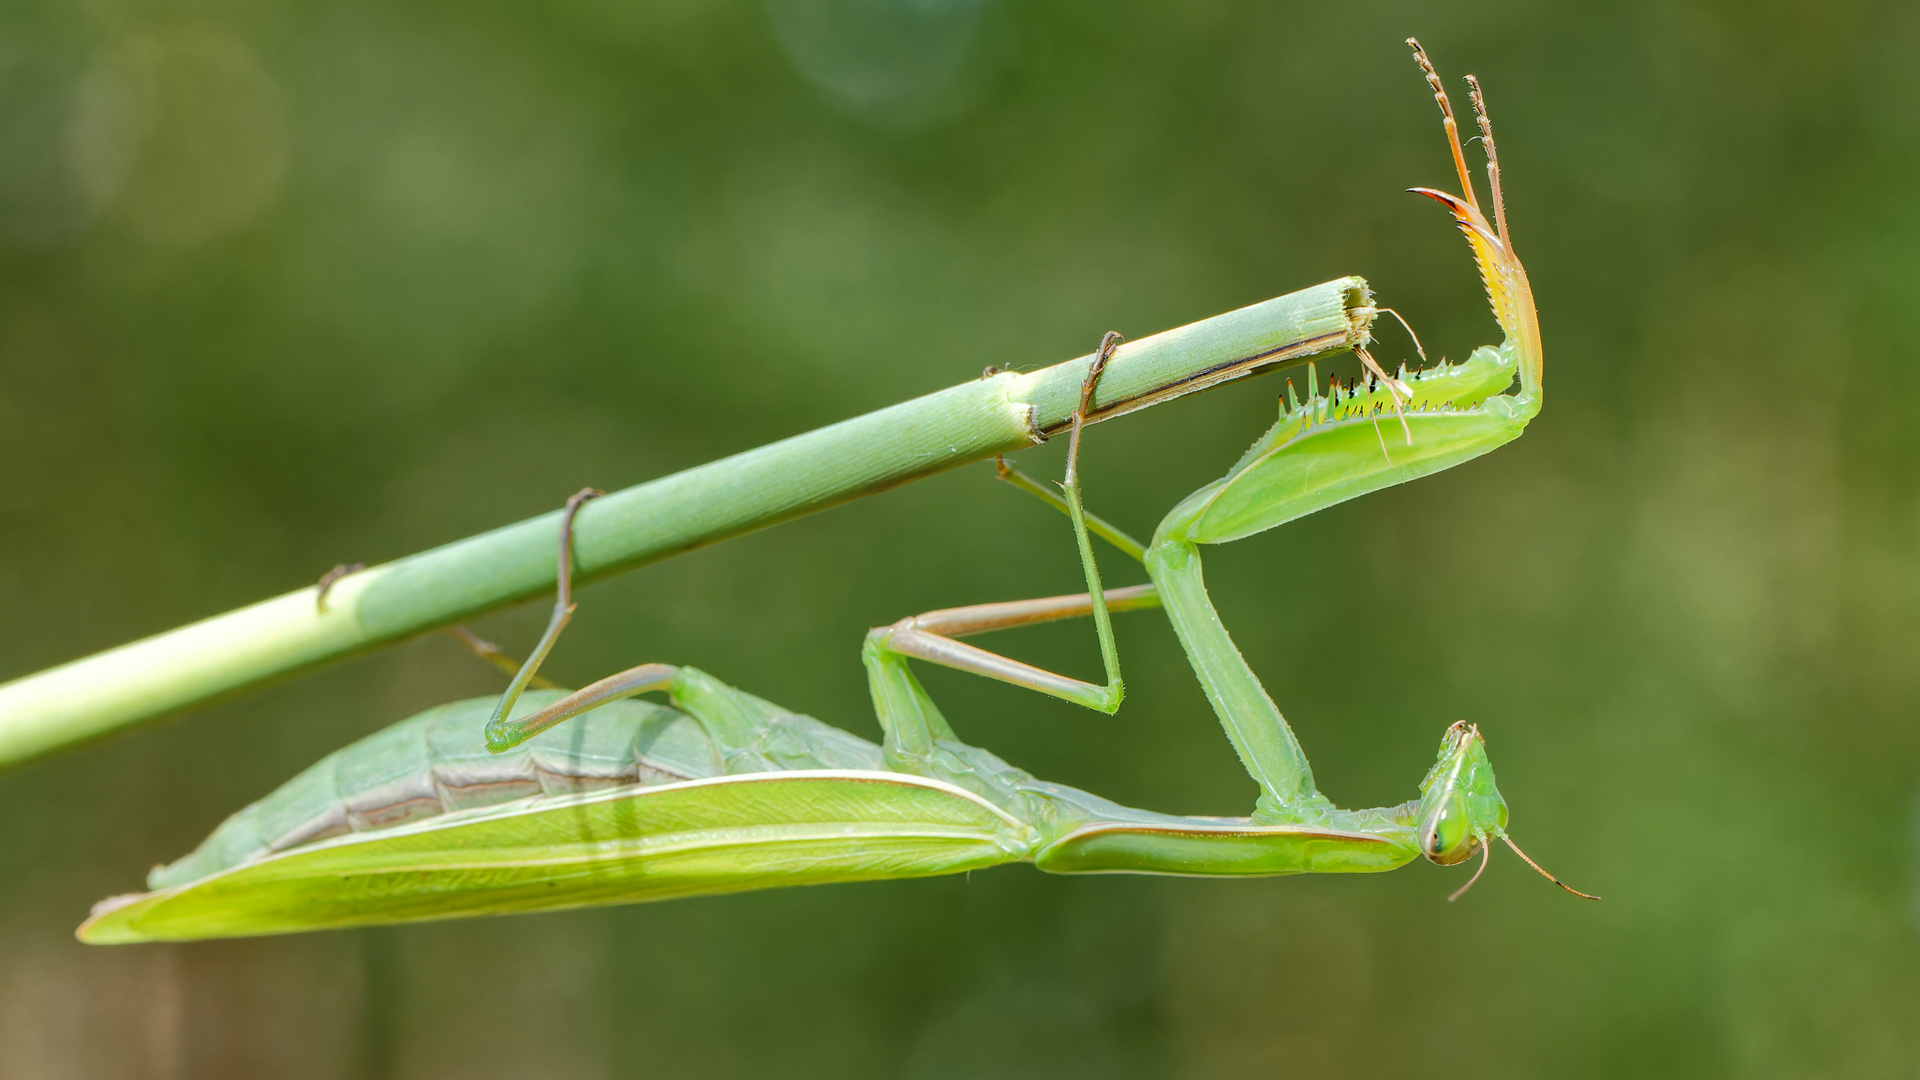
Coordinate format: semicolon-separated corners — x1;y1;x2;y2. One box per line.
148;693;718;890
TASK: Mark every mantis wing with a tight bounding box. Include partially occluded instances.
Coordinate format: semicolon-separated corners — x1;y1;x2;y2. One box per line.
79;771;1033;943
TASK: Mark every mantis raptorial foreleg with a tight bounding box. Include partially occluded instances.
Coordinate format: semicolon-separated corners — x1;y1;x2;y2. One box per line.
1139;37;1542;827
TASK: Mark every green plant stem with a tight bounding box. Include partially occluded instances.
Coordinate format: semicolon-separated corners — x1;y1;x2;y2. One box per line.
0;278;1373;770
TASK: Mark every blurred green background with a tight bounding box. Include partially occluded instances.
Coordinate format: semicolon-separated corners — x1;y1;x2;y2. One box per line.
3;0;1917;1076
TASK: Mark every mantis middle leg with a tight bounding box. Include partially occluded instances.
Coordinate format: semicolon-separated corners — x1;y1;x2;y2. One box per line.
859;332;1167;797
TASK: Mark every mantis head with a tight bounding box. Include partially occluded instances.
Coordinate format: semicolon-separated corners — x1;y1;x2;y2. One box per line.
1416;721;1505;867
1417;721;1599;901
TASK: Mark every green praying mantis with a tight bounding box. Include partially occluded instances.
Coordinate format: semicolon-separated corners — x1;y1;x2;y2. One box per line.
80;42;1594;945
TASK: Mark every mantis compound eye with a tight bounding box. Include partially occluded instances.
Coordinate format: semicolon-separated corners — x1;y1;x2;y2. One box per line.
1419;791;1481;866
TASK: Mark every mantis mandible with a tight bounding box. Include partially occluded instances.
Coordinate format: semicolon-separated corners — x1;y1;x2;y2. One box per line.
81;42;1592;945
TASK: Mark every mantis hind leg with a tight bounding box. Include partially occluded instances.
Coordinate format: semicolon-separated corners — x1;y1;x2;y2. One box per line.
486;662;680;750
665;667;888;774
492;661;885;774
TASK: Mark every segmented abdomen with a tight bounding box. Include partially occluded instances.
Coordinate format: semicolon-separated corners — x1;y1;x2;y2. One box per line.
148;691;720;889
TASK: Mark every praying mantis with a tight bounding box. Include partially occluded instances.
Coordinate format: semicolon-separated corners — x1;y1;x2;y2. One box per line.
79;42;1593;945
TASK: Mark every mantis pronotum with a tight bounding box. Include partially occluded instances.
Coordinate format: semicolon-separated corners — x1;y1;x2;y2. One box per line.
81;42;1591;945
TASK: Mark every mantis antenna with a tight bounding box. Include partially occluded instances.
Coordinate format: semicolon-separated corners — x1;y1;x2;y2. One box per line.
1449;830;1599;903
1504;834;1602;900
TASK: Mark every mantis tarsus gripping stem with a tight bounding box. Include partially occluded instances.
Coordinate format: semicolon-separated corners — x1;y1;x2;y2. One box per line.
313;563;365;613
484;487;602;751
1061;332;1128;711
1065;331;1123;490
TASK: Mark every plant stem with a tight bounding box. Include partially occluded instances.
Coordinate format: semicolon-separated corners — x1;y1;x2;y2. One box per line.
0;277;1373;770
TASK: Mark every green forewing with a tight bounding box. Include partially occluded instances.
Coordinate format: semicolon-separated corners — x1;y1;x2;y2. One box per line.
81;772;1033;943
148;692;724;889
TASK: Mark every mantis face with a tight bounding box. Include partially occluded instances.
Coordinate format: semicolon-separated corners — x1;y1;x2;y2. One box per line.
1415;721;1508;866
